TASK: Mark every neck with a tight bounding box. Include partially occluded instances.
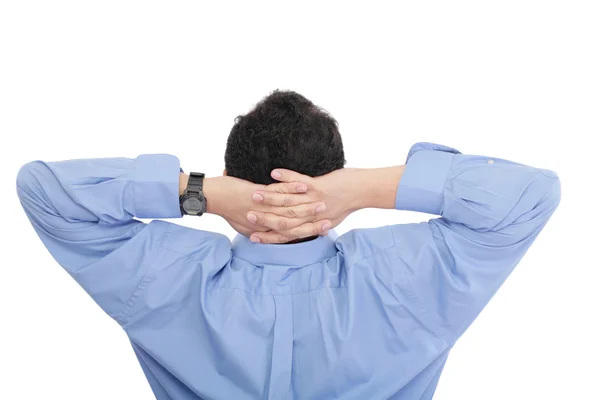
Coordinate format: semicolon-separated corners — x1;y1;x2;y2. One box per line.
282;235;319;244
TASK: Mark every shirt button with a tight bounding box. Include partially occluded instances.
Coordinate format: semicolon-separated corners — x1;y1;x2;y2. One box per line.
488;159;495;164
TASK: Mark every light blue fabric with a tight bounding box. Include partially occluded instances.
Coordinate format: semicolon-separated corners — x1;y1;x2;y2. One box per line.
17;143;561;400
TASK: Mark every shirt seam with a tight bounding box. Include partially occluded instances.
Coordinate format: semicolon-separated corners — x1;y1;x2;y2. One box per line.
118;273;154;324
132;159;139;217
354;241;449;344
437;152;455;216
117;224;170;324
349;241;396;265
389;227;450;343
393;174;560;343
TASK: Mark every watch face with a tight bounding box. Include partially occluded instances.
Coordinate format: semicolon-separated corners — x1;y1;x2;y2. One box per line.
183;196;205;215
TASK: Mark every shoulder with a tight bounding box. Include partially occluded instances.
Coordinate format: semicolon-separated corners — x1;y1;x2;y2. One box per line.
335;226;395;264
335;222;434;264
150;220;232;260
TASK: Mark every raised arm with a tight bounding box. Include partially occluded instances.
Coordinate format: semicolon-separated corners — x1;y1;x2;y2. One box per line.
17;154;328;320
389;143;560;341
250;142;561;341
16;155;183;319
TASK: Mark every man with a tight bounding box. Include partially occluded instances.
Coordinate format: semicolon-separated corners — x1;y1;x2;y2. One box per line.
17;90;561;400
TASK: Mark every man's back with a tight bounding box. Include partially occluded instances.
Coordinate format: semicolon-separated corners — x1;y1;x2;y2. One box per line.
17;142;560;399
117;222;447;399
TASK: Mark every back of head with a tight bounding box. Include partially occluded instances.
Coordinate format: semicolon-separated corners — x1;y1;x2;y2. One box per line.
225;90;346;184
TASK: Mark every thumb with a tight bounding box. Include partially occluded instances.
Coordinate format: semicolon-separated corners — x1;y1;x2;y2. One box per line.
271;169;312;185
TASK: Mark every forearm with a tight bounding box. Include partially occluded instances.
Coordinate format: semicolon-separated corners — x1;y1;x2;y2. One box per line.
349;165;406;211
180;173;226;217
347;143;560;230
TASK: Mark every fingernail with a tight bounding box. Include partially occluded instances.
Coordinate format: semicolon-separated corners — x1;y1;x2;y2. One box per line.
252;193;264;202
321;222;332;232
250;236;260;243
296;185;307;193
315;204;326;213
247;213;257;223
272;170;282;179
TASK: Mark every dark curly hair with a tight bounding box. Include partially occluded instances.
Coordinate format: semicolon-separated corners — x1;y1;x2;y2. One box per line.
224;90;346;184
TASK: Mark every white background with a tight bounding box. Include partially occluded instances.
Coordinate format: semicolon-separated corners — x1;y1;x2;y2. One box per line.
1;1;598;399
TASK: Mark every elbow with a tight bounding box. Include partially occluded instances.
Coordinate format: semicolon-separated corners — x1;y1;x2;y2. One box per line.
545;176;561;213
491;172;561;235
533;168;561;214
529;173;561;226
539;166;561;209
16;161;44;201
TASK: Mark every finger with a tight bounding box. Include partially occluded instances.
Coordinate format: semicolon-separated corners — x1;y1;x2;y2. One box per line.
263;181;310;194
270;169;313;184
260;202;326;218
250;220;331;244
253;191;314;207
247;211;312;231
250;220;332;244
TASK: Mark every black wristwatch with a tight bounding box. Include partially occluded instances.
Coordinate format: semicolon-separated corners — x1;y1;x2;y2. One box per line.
179;172;207;216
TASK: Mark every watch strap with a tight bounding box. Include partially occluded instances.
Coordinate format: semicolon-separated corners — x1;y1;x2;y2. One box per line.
185;172;205;194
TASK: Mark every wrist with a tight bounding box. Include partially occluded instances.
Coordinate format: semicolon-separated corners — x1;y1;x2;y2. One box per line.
179;173;189;196
180;173;219;217
350;166;405;210
203;177;223;216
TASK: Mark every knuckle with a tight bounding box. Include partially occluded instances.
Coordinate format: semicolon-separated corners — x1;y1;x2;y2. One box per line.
276;218;288;230
278;235;288;244
263;215;275;228
263;193;275;203
283;196;292;207
285;208;297;218
261;193;271;204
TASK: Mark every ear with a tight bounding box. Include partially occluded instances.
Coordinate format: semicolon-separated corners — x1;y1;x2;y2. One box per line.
223;169;228;176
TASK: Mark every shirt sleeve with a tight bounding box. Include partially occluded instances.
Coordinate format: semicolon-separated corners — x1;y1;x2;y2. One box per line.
391;142;561;342
16;154;181;320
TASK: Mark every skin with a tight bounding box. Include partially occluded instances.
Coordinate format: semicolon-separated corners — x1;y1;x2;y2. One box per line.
180;165;406;244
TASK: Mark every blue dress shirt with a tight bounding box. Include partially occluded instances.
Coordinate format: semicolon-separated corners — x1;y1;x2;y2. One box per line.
17;143;561;400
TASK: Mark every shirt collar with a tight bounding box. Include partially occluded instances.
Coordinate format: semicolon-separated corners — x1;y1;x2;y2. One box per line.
231;230;339;266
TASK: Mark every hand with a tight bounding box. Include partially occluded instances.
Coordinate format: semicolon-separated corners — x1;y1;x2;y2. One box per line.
202;175;332;243
248;165;405;244
247;168;360;244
